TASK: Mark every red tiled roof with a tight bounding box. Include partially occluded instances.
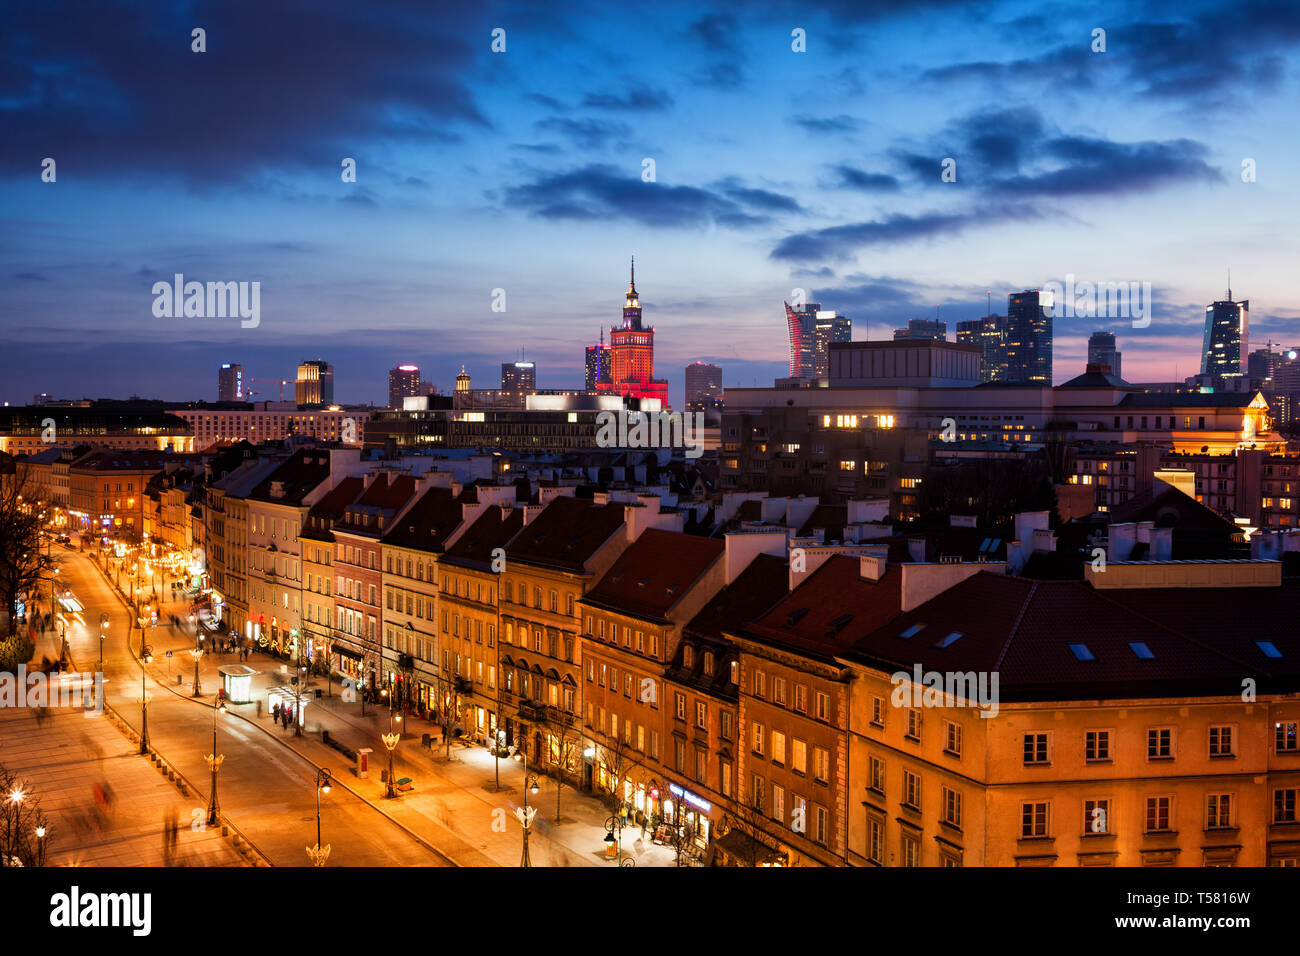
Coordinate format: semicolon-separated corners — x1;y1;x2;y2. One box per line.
684;553;789;642
847;572;1279;701
380;486;462;552
442;506;524;569
582;529;725;622
742;555;902;660
248;449;333;505
506;496;626;571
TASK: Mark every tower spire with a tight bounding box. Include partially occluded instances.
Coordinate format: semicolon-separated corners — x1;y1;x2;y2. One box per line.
1227;267;1231;301
629;255;636;295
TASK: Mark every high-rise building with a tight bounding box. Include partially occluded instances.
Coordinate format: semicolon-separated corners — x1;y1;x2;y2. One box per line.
501;361;537;394
1087;331;1122;380
597;259;668;404
585;330;611;390
785;301;851;379
388;364;421;409
893;318;946;341
684;361;723;414
1248;347;1279;389
1004;291;1052;384
218;363;245;402
295;360;334;406
956;315;1007;383
1201;286;1249;378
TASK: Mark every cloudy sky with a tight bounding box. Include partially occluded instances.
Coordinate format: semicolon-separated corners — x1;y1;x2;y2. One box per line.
3;0;1300;407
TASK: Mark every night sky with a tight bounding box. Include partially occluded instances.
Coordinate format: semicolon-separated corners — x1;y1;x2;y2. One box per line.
4;0;1299;408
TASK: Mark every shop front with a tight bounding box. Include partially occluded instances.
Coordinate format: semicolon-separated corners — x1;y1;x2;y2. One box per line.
664;783;712;858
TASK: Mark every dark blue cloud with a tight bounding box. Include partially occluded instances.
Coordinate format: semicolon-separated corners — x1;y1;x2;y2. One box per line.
0;0;490;184
505;164;797;229
533;116;631;149
770;205;1046;262
582;84;674;111
825;164;901;193
790;114;862;134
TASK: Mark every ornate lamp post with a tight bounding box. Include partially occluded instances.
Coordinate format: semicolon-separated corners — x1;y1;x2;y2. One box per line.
205;697;228;828
98;613;109;674
139;647;153;755
34;825;47;867
307;769;332;866
189;647;203;698
509;743;540;867
381;731;400;799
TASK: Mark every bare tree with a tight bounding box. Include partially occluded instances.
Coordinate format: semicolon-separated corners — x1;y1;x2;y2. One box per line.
0;466;56;648
0;765;51;867
549;721;583;822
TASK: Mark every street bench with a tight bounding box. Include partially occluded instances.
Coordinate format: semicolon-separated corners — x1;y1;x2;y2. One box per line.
321;729;357;762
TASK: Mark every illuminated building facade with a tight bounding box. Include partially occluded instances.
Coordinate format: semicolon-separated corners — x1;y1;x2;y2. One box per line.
218;363;245;402
785;301;851;380
1005;291;1052;385
599;260;668;404
1201;290;1249;378
296;360;335;406
389;364;421;409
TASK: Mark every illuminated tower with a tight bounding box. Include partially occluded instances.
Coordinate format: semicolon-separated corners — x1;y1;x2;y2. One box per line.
601;258;667;403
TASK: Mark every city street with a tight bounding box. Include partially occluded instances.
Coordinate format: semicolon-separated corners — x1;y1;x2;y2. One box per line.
33;542;452;867
18;542;681;867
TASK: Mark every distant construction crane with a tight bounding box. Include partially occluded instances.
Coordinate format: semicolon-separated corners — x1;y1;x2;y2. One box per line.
247;378;291;401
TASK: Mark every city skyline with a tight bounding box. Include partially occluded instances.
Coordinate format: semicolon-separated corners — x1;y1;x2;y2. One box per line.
5;0;1300;408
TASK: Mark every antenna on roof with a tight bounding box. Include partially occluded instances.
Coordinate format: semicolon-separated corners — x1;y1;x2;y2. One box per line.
1227;267;1232;301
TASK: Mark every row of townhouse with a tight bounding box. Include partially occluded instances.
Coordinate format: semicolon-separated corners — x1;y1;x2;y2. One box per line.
194;442;1300;865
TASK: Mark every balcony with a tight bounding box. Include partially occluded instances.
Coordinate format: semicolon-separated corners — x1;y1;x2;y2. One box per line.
453;676;472;694
518;699;547;721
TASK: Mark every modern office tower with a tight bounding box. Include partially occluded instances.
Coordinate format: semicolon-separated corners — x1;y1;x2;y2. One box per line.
1201;285;1249;378
388;364;421;409
956;315;1008;383
1004;290;1052;384
893;318;947;341
295;360;334;406
598;258;668;403
1087;331;1122;380
501;360;537;394
218;363;245;402
785;301;851;379
1248;348;1279;389
684;361;723;413
585;330;612;390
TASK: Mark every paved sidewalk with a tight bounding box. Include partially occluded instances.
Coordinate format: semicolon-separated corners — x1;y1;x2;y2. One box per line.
88;549;690;867
0;705;247;867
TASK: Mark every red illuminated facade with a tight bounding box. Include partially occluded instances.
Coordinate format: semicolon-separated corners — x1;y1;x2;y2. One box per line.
598;259;669;404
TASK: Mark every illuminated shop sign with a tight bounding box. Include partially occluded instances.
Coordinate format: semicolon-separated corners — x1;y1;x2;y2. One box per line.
668;783;712;813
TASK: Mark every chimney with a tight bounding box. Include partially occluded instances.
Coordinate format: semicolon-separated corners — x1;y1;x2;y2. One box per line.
1109;522;1137;561
724;530;788;584
858;545;890;582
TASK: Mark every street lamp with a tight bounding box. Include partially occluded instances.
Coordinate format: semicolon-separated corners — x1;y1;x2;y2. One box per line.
509;744;540;867
34;826;46;867
381;730;400;799
98;613;109;674
205;697;228;828
605;814;627;866
139;647;153;755
189;647;203;698
307;769;332;866
4;788;23;868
